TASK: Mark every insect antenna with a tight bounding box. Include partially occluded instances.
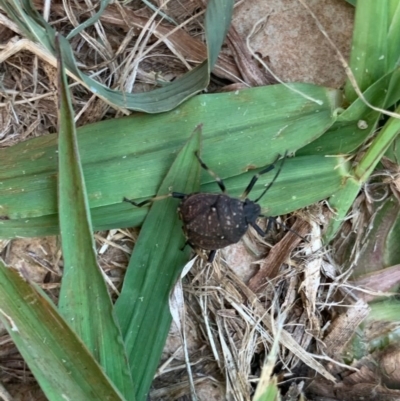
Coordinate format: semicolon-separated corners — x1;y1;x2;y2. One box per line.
253;151;288;202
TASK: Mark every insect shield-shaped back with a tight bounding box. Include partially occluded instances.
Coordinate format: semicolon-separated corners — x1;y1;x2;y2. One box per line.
124;151;288;262
178;193;259;250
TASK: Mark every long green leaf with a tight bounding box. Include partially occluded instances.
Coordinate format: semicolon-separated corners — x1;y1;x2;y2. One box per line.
344;0;389;103
0;155;349;238
66;0;110;40
0;0;233;113
55;35;135;399
0;84;340;239
115;126;202;401
0;260;126;401
387;1;400;70
323;177;361;243
354;103;400;182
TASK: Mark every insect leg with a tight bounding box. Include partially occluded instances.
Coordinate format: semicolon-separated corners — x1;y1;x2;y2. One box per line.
180;240;193;251
266;217;274;233
253;152;288;202
171;192;186;199
123;193;172;207
240;152;287;200
181;239;216;263
195;151;226;193
123;191;187;207
207;250;217;263
251;222;266;237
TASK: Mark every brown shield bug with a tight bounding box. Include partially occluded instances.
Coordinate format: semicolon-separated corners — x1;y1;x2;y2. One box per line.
124;151;287;262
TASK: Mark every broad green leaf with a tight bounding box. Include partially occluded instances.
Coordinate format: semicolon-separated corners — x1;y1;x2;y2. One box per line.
0;83;340;239
0;260;126;401
0;0;233;113
0;155;349;238
202;155;349;216
55;36;135;399
115;126;202;401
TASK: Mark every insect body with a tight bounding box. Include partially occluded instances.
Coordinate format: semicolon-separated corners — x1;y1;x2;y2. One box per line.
178;193;261;250
124;151;285;262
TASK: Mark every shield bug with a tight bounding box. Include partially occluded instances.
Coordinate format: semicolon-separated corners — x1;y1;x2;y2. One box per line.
124;151;287;262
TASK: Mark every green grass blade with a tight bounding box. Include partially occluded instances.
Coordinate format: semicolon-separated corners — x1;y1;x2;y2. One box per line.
0;84;339;224
66;0;110;40
205;0;233;69
0;0;233;113
387;2;400;70
298;67;400;156
141;0;178;26
254;380;279;401
115;127;202;401
323;178;361;243
0;260;126;401
344;0;389;103
368;299;400;323
55;36;135;400
353;105;400;181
